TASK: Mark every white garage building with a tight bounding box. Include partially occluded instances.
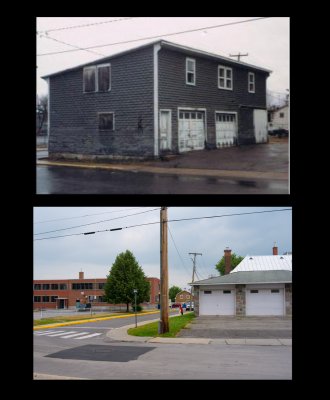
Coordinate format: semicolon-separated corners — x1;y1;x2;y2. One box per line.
192;248;292;317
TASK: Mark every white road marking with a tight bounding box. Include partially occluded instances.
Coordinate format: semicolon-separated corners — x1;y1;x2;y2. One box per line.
60;332;89;338
34;330;59;335
74;333;103;339
47;331;76;337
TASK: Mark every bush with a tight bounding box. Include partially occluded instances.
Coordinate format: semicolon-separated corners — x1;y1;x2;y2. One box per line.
132;304;143;312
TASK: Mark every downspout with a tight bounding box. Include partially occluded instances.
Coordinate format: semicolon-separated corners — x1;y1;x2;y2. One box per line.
153;43;161;157
46;78;50;143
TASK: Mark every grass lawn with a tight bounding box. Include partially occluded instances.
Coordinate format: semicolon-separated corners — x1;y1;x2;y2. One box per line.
33;312;122;326
127;312;195;338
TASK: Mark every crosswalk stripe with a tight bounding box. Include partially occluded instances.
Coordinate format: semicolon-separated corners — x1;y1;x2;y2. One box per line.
47;331;75;337
74;333;103;339
60;332;89;339
34;330;59;335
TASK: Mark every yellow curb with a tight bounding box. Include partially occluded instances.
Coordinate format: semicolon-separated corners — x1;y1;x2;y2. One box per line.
33;310;161;330
37;160;288;181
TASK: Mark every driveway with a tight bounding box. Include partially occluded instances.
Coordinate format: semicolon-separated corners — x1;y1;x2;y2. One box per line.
177;316;292;339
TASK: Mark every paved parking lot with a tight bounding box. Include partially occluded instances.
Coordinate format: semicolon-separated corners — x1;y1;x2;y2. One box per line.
177;316;292;339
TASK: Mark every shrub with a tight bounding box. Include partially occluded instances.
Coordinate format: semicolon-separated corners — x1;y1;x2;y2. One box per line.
132;304;143;312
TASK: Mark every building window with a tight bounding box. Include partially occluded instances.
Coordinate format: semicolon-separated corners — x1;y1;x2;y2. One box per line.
218;66;233;90
34;296;41;302
186;58;196;85
248;72;255;93
98;283;105;289
72;283;93;290
204;291;212;294
99;113;114;131
97;296;106;302
271;289;280;293
223;290;231;294
42;296;50;302
83;66;96;92
250;290;259;293
83;64;111;93
51;284;58;290
51;296;58;302
34;284;41;290
42;284;50;290
59;284;67;290
280;112;284;118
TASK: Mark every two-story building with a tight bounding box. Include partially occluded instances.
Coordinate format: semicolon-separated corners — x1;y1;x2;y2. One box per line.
33;271;160;310
43;39;271;160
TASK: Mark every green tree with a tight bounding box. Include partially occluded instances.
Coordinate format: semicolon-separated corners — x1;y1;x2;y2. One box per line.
215;253;244;275
104;250;150;312
169;286;182;302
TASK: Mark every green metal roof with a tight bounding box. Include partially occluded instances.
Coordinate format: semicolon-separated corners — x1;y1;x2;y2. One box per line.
191;270;292;286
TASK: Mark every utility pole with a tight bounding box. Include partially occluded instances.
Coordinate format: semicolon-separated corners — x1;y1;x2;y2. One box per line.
159;207;169;333
189;252;202;304
229;52;248;62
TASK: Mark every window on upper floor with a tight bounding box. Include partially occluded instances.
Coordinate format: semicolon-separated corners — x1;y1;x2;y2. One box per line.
186;58;196;85
51;284;58;290
42;284;50;290
34;284;41;290
34;296;41;302
59;283;67;290
83;64;111;93
248;72;255;93
280;112;284;118
99;113;115;131
218;66;233;90
98;283;105;289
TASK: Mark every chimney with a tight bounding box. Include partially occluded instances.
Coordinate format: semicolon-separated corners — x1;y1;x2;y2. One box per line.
224;247;232;275
272;244;278;255
79;271;84;280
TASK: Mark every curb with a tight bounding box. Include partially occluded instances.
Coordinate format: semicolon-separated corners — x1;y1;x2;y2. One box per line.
37;159;287;181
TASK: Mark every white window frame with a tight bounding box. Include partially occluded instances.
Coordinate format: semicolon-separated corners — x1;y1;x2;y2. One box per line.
98;112;115;131
97;63;111;92
83;63;111;93
248;72;255;93
218;65;233;90
186;58;196;86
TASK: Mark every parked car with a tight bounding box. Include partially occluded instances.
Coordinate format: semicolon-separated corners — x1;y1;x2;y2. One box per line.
171;303;180;308
186;302;194;311
268;128;289;137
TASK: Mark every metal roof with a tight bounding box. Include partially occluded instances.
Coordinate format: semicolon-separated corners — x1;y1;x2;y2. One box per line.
191;270;292;286
230;255;292;273
42;39;272;80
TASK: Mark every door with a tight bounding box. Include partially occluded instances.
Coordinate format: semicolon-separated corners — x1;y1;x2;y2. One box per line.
178;110;205;152
253;109;268;143
59;299;65;309
159;110;171;151
215;112;237;147
199;289;235;315
246;288;284;316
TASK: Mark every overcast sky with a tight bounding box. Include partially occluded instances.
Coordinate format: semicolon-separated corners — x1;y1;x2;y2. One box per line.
36;17;289;104
33;207;292;289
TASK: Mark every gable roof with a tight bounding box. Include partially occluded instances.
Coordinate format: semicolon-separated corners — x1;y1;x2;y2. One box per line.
41;39;272;80
231;255;292;273
191;270;292;286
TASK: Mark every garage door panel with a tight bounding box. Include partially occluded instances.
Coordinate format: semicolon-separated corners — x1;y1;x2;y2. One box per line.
216;113;237;148
199;290;235;315
179;111;205;152
246;289;284;316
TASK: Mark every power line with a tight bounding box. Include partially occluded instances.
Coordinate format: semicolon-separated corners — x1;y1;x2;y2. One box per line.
37;17;138;34
38;33;106;57
34;208;160;236
168;224;192;278
34;208;291;241
37;17;271;57
34;207;145;224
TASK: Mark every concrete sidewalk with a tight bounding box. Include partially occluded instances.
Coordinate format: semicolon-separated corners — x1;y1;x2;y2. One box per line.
105;317;292;346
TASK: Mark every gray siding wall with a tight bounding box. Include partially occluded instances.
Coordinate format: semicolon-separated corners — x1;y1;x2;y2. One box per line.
158;48;268;151
49;46;154;158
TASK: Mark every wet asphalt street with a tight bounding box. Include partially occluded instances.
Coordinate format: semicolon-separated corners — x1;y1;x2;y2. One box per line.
36;165;287;194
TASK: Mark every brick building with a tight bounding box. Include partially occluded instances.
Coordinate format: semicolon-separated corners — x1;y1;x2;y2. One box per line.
33;271;160;310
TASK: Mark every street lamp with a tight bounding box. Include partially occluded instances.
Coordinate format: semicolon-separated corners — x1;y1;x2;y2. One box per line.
133;289;138;328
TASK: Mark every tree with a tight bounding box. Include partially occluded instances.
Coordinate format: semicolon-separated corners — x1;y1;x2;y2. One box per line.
169;285;182;302
215;253;244;276
104;250;150;312
36;94;48;135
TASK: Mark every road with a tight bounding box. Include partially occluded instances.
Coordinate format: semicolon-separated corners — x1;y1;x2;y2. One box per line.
36;165;287;194
34;313;292;380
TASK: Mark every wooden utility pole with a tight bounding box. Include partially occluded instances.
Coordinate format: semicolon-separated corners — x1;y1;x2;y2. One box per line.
229;53;248;62
189;252;202;303
159;207;169;333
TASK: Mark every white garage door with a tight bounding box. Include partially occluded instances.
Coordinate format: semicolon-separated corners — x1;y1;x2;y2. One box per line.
246;288;284;316
253;109;268;143
178;111;205;152
199;289;235;315
215;112;237;148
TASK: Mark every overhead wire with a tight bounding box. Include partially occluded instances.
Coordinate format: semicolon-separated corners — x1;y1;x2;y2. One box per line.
34;208;292;241
168;224;192;279
37;17;271;57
